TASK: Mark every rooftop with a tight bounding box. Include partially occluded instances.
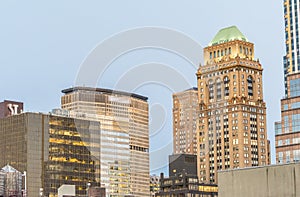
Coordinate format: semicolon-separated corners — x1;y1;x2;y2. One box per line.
62;87;148;101
208;26;248;46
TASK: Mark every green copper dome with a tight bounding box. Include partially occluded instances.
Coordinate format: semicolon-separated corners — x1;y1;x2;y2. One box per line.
208;26;248;46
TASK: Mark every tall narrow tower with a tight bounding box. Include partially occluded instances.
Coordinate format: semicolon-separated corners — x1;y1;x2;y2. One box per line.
275;0;300;164
197;26;269;183
283;0;300;95
173;88;199;155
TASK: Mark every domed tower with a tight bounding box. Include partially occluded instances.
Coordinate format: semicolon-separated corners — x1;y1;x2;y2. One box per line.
196;26;269;183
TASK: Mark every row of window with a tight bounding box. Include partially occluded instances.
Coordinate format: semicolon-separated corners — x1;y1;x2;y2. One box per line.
202;76;255;100
209;47;232;59
209;46;253;59
277;137;300;146
278;149;300;163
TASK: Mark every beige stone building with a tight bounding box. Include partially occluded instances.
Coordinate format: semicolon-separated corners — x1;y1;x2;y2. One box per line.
196;26;270;183
173;88;199;155
61;87;149;197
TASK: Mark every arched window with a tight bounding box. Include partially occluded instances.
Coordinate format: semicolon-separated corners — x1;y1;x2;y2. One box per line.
216;78;222;100
248;76;253;96
224;76;229;97
209;80;214;99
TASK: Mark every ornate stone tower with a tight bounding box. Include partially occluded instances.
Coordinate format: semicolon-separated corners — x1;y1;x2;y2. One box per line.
196;26;269;183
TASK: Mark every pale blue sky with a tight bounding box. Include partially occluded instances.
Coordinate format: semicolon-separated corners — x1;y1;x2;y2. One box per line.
0;1;284;175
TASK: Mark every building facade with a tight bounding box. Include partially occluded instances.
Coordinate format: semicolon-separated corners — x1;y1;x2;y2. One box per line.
169;154;197;177
196;26;269;183
156;172;218;197
0;100;23;118
283;0;300;95
218;163;300;197
150;175;160;197
275;73;300;164
61;87;149;197
173;88;199;154
0;165;23;197
275;0;300;165
0;112;101;197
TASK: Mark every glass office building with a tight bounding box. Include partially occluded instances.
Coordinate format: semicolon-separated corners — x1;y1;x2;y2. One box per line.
275;0;300;164
61;87;149;197
0;112;101;197
283;0;300;95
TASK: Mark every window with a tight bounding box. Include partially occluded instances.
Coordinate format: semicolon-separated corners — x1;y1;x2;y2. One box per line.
286;139;290;145
278;152;283;163
247;76;253;96
209;80;214;100
286;151;290;163
278;140;282;146
224;76;229;97
275;122;282;135
284;115;289;133
292;114;300;132
216;78;222;100
290;78;300;97
291;102;300;109
233;139;239;145
294;150;300;162
293;138;300;144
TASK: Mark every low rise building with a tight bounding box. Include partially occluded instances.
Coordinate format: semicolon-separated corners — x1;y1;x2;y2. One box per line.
169;154;197;177
218;163;300;197
150;175;160;197
156;172;218;197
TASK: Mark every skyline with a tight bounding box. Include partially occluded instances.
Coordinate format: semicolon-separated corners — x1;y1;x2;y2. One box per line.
0;1;285;174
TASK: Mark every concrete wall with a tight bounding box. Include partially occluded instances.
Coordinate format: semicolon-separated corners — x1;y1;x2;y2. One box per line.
218;163;300;197
58;184;75;197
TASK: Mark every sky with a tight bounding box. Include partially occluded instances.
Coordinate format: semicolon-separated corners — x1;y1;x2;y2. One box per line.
0;0;285;175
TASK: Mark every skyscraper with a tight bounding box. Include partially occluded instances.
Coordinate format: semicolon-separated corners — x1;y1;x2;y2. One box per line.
0;112;102;197
61;87;149;197
275;0;300;164
283;0;300;95
173;88;199;155
196;26;269;183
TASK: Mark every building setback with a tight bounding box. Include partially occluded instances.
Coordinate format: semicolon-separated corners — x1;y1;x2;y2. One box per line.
196;26;270;183
275;0;300;164
0;112;101;197
173;88;199;155
61;87;149;197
